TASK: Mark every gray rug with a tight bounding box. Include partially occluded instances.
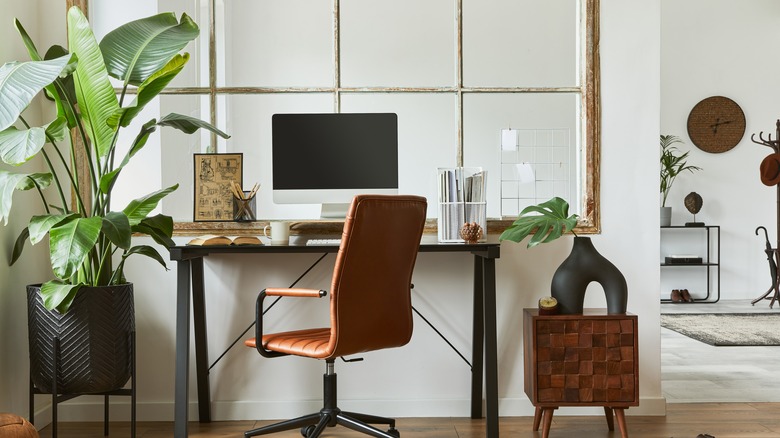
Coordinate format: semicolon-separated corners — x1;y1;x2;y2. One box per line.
660;313;780;346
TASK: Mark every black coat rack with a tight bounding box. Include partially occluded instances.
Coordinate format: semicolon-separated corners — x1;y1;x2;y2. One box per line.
751;120;780;306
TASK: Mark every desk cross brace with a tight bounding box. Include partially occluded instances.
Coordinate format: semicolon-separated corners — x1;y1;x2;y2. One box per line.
412;305;472;369
208;253;475;374
208;253;331;372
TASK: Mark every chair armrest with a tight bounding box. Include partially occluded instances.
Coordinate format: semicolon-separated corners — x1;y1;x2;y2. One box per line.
254;288;327;358
264;288;327;298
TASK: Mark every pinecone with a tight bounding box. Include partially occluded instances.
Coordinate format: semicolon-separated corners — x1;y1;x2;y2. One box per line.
460;222;483;244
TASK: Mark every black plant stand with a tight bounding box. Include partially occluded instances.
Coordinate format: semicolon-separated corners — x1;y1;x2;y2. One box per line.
29;331;136;438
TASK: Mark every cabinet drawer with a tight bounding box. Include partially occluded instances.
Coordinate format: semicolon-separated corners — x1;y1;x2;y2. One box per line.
523;309;639;406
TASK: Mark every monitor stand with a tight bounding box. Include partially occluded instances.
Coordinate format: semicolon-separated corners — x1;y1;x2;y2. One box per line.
320;203;350;219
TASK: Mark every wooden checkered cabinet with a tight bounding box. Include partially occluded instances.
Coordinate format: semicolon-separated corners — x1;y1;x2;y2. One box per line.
523;309;638;438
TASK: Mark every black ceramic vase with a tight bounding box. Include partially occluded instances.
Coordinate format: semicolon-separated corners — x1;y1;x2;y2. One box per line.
551;236;628;314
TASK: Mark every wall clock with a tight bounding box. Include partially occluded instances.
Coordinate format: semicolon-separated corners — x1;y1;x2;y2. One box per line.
686;96;746;153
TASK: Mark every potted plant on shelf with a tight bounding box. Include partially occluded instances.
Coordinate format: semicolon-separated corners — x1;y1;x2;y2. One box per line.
660;134;701;226
499;197;627;314
0;7;229;395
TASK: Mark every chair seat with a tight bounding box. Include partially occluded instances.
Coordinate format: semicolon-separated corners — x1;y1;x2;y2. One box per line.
245;328;332;358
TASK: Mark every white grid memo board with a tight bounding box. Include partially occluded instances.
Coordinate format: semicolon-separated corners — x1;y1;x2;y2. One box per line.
500;128;572;218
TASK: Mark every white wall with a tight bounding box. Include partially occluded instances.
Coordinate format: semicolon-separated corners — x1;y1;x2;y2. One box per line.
0;0;665;423
0;0;66;418
661;0;780;300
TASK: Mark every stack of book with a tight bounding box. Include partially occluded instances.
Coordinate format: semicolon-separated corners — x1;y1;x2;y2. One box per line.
438;167;487;242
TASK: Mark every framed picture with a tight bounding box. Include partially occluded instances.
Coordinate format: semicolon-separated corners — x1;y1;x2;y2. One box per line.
193;153;243;221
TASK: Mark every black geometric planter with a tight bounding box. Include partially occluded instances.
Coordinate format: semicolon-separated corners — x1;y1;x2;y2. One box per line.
27;283;135;394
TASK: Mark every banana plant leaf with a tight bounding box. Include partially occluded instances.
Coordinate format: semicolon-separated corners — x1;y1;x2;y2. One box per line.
10;227;29;266
40;280;82;313
44;46;79;128
0;126;46;165
0;117;65;169
48;216;102;280
28;213;78;245
132;214;175;248
107;54;189;129
13;19;78;129
2;173;55;229
158;113;230;138
100;12;199;87
14;173;52;191
101;211;131;250
122;184;179;226
123;244;168;269
0;170;35;225
67;6;120;159
100;120;157;194
0;55;71;132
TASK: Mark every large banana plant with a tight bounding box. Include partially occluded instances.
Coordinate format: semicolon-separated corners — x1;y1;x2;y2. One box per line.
0;6;229;313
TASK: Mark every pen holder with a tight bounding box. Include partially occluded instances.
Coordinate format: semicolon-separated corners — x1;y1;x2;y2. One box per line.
233;192;256;222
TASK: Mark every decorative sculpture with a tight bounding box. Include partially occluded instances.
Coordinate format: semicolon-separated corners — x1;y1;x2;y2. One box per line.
684;192;704;227
550;236;628;314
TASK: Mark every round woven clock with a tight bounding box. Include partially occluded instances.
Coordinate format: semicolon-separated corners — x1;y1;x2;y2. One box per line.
686;96;746;153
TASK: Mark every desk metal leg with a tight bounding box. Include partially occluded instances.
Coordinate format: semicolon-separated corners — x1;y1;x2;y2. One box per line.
191;257;211;422
470;256;484;419
483;257;499;438
470;255;499;438
174;260;191;438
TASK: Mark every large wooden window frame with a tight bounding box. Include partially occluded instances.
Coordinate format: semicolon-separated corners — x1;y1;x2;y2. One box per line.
73;0;600;236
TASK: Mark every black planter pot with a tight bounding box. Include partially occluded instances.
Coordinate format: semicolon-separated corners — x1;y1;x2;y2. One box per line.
27;283;135;394
551;237;628;314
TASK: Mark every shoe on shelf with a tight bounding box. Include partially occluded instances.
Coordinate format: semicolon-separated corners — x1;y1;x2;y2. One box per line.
671;289;682;302
681;289;694;302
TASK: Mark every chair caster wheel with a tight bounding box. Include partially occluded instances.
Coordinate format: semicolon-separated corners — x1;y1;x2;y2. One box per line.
387;427;400;437
301;425;316;437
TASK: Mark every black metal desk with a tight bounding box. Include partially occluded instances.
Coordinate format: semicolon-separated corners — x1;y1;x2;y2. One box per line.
169;240;501;438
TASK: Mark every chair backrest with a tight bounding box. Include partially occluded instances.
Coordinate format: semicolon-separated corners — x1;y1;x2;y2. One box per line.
325;194;427;359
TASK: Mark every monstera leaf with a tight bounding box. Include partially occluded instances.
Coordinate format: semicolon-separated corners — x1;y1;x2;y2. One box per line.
499;197;579;248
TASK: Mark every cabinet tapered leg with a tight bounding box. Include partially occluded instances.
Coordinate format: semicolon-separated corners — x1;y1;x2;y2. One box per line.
533;406;542;431
615;408;629;438
604;406;614;430
541;407;556;438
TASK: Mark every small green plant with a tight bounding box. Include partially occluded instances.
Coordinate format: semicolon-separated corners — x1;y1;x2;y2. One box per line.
499;197;579;248
660;135;701;207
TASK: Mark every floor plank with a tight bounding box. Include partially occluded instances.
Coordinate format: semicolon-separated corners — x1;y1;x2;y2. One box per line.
36;299;780;437
34;404;780;438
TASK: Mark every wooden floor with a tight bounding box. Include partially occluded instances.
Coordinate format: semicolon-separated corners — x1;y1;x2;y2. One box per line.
36;299;780;437
35;403;780;437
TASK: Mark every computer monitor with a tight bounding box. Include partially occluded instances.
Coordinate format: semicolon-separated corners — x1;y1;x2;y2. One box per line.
272;113;399;218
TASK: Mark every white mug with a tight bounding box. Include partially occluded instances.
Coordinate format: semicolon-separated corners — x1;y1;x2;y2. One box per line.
263;221;290;245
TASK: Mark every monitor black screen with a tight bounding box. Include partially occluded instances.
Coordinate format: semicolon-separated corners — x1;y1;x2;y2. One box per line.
272;113;399;199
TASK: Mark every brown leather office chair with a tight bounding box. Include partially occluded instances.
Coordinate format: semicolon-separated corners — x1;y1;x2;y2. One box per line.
244;194;427;438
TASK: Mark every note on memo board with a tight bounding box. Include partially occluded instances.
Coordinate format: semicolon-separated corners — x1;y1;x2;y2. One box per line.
501;129;518;151
193;153;243;221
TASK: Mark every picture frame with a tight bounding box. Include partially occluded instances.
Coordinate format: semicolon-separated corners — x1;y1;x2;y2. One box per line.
193;153;243;221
